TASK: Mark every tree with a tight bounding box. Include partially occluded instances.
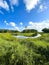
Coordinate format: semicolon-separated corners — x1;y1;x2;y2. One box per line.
42;28;49;33
22;29;37;33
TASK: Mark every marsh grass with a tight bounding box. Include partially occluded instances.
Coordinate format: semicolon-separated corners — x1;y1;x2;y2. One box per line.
0;33;49;65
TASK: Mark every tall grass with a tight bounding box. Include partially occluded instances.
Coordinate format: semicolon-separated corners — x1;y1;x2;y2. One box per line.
0;33;49;65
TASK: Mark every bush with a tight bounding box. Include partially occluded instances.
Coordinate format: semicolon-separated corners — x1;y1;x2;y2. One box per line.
42;28;49;33
22;29;37;33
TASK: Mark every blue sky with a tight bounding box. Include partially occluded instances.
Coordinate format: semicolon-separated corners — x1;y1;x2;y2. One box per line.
0;0;49;31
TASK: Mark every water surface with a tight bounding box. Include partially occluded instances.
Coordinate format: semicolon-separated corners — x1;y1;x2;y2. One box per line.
14;34;41;39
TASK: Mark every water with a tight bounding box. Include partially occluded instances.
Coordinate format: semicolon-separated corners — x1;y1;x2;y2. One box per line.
14;34;41;39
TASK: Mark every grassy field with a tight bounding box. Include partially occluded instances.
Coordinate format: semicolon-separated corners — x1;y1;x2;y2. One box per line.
0;33;49;65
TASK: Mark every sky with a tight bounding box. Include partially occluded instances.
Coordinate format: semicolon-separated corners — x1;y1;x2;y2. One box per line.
0;0;49;31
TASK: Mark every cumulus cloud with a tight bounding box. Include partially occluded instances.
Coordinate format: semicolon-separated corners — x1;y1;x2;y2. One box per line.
0;0;9;11
9;22;16;27
4;20;49;32
27;20;49;32
4;21;19;30
9;22;19;30
4;21;16;27
24;0;40;12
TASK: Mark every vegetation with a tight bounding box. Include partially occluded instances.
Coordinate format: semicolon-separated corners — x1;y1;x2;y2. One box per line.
12;29;38;37
0;29;38;37
13;33;37;37
0;29;49;65
42;28;49;33
22;29;37;33
0;29;19;33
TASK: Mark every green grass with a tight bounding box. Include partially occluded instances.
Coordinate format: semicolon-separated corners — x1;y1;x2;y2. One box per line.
13;32;37;37
0;33;49;65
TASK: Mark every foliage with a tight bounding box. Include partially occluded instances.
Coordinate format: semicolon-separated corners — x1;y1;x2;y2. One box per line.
42;28;49;33
0;29;19;33
0;33;49;65
22;29;37;33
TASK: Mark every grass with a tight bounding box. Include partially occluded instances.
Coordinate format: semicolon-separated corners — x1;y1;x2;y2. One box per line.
0;33;49;65
12;32;37;37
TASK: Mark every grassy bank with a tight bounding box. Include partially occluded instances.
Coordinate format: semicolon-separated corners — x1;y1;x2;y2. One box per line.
12;32;37;37
0;33;49;65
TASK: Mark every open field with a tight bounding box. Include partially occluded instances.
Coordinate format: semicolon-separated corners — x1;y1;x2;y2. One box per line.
0;33;49;65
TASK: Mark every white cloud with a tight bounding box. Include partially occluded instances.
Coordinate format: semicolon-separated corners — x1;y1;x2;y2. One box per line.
4;21;19;30
27;20;49;32
4;20;49;32
4;20;9;25
0;0;9;11
0;0;19;12
20;22;23;25
9;22;16;27
9;0;18;5
24;0;40;12
38;4;47;12
9;0;18;11
14;26;19;30
4;21;16;27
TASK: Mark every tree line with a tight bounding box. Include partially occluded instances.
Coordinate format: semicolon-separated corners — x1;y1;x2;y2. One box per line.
0;28;49;33
0;29;19;33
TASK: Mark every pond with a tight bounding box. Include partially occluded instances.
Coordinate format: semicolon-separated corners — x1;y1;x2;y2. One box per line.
14;34;41;39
